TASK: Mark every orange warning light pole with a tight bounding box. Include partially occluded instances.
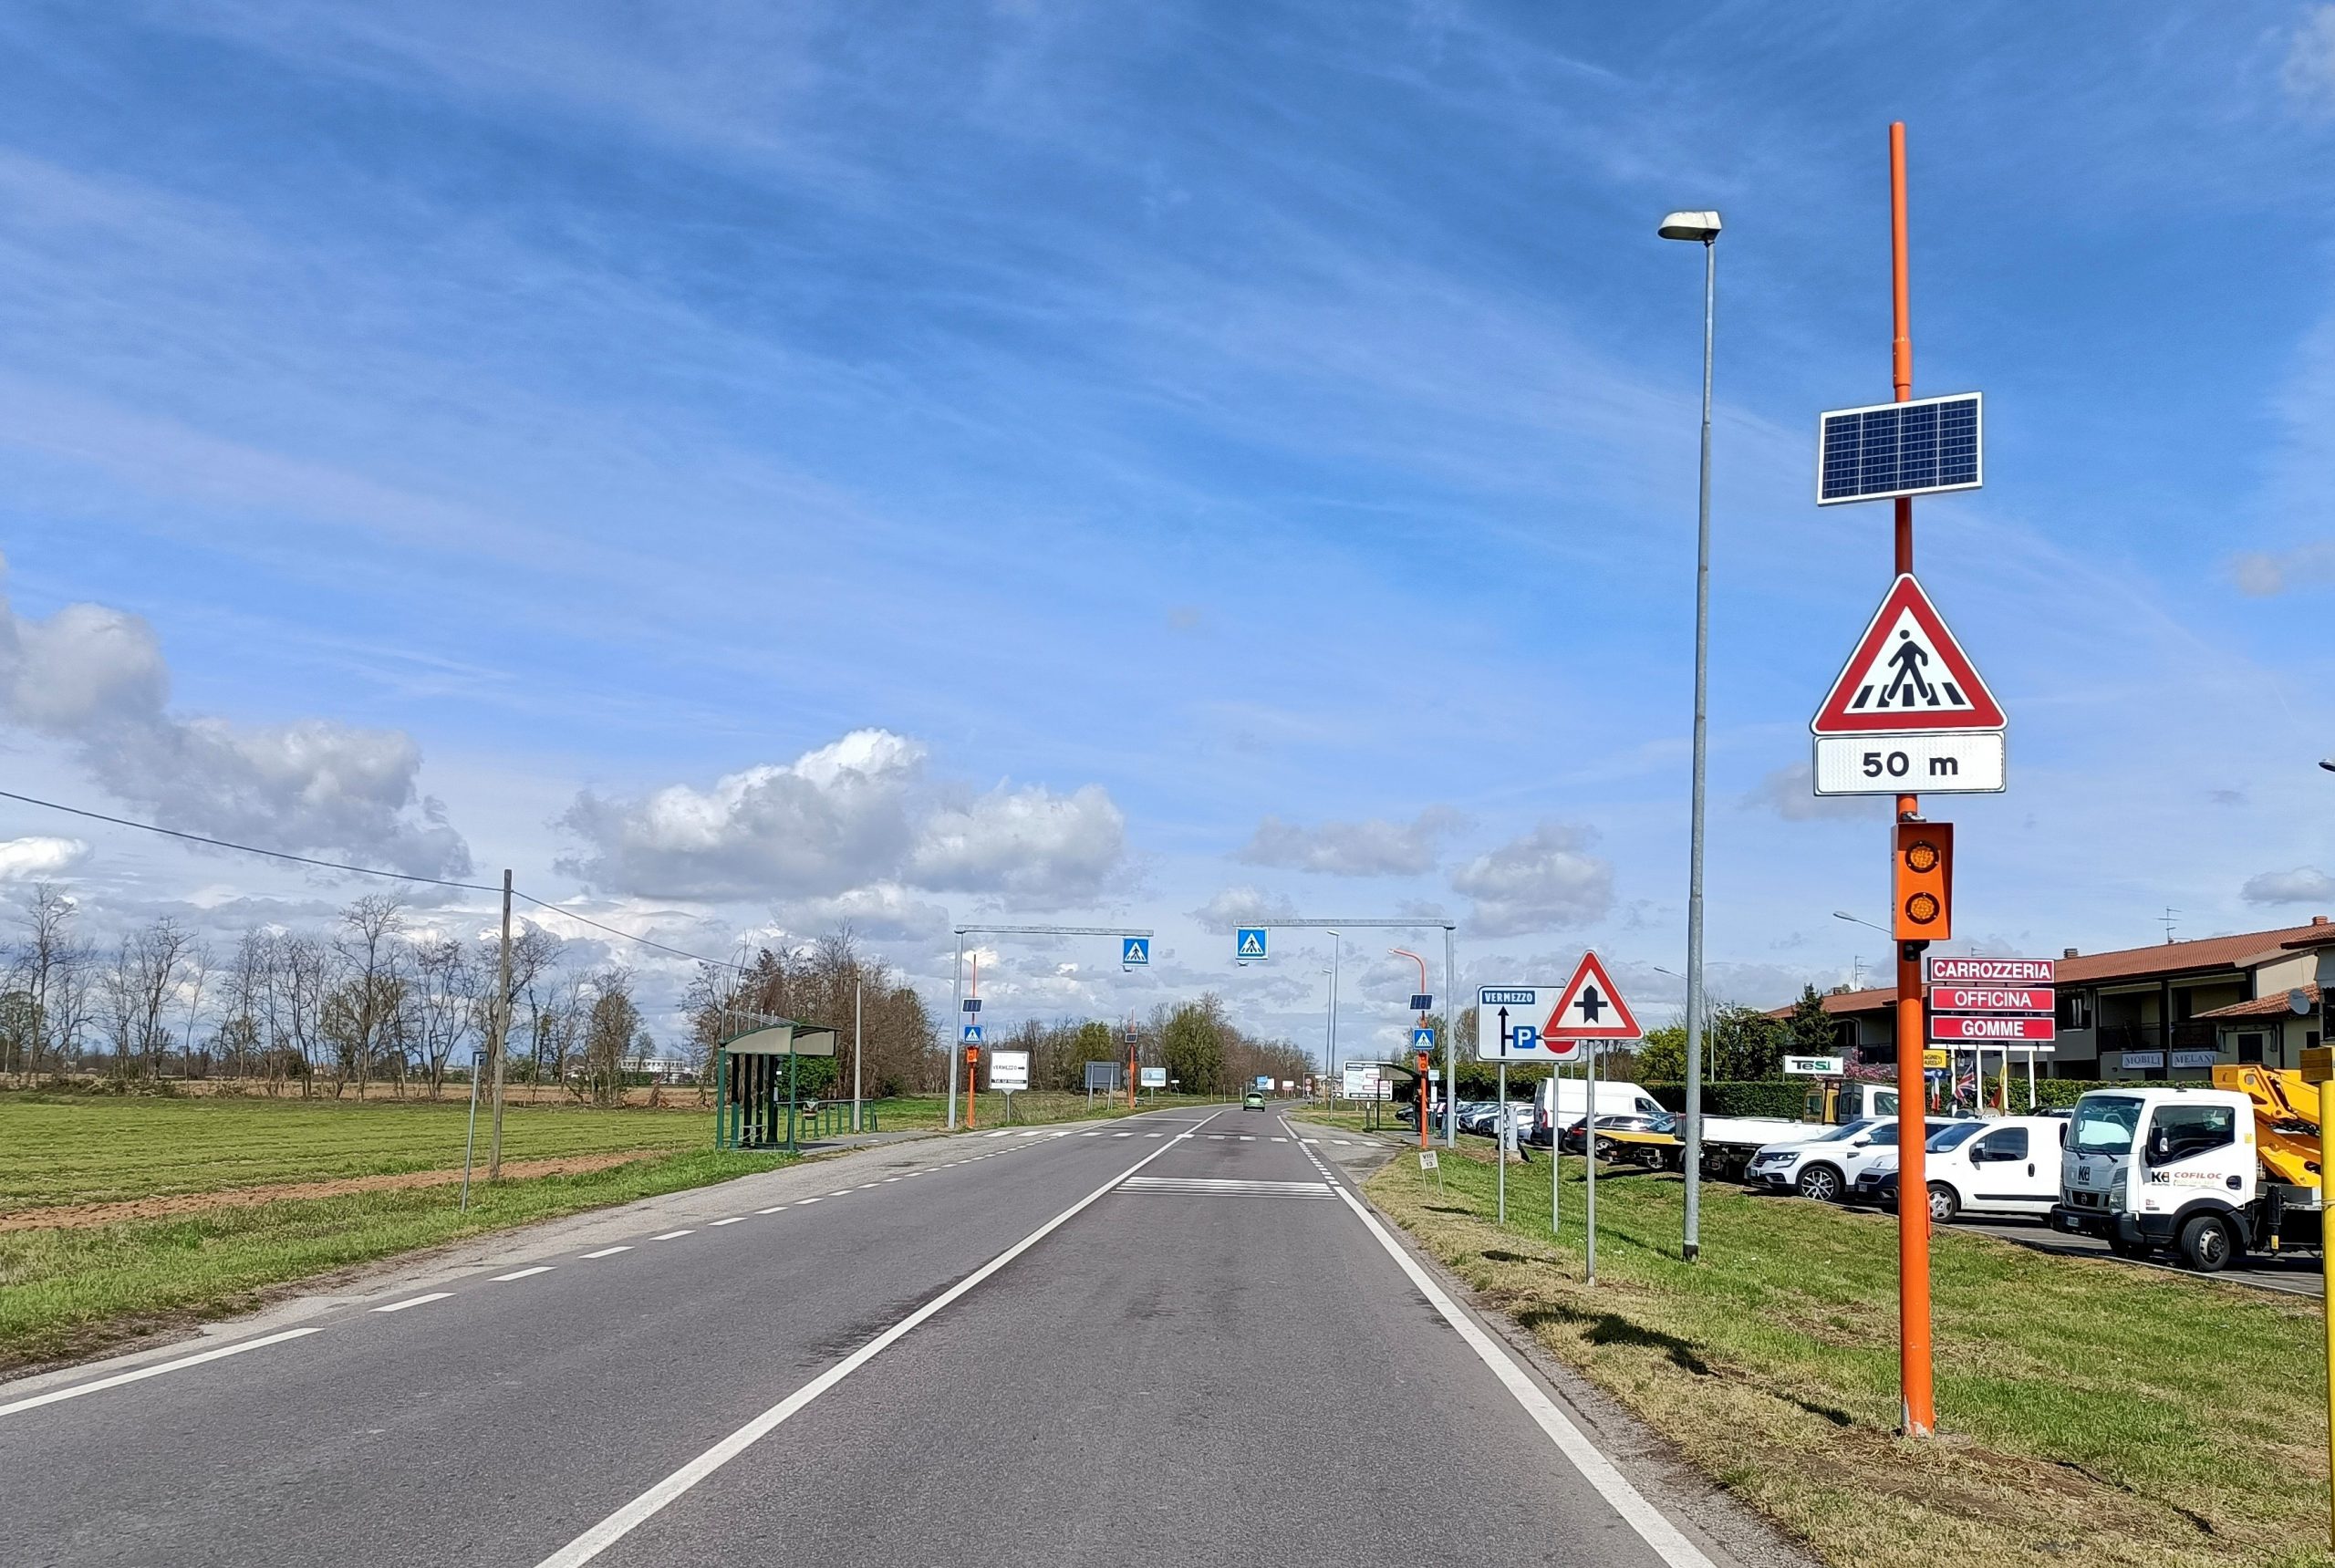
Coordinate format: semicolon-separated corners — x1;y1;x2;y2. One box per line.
966;952;979;1131
1416;1049;1432;1151
1888;119;1936;1439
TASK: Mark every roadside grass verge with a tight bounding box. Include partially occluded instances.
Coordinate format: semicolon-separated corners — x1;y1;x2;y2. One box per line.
0;1147;794;1373
1367;1140;2333;1568
1288;1106;1407;1137
0;1094;716;1212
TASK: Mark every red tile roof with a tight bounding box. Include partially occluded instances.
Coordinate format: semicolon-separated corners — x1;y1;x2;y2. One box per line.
1798;918;2335;1015
2192;982;2319;1022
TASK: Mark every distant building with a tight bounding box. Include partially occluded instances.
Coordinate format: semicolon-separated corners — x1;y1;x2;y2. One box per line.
623;1055;699;1085
1799;915;2335;1083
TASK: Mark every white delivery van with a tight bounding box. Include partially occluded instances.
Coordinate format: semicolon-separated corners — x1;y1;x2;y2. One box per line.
1531;1077;1665;1147
1852;1115;2069;1221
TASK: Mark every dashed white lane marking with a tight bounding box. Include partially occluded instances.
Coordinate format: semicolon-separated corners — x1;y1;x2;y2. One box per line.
582;1246;632;1259
881;1177;902;1183
1271;1137;1287;1142
1146;1133;1162;1138
0;1325;327;1418
710;1217;745;1227
1238;1135;1256;1141
650;1231;696;1241
756;1206;790;1214
1323;1180;1714;1568
1112;1132;1134;1138
797;1197;822;1204
493;1266;555;1282
530;1109;1228;1568
1080;1130;1103;1137
1121;1177;1334;1200
372;1293;452;1314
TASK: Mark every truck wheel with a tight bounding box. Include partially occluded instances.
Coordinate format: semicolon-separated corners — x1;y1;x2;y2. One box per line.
2176;1213;2236;1273
1796;1164;1842;1203
1926;1182;1960;1224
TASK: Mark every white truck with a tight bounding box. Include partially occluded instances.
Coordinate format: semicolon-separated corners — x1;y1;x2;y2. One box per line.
2049;1085;2320;1272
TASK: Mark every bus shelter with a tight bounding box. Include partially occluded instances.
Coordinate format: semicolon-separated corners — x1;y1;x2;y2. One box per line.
714;1021;839;1156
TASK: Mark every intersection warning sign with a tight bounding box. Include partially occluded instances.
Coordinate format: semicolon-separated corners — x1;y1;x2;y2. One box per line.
1811;574;2003;734
1543;951;1643;1043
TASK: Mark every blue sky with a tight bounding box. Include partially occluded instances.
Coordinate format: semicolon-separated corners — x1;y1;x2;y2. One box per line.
5;2;2335;1057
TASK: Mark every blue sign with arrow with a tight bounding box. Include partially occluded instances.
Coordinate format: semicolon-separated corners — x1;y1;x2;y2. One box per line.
1122;937;1150;967
1235;927;1268;961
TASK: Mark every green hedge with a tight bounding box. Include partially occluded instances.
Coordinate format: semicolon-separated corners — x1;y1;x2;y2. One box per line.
1642;1081;1810;1119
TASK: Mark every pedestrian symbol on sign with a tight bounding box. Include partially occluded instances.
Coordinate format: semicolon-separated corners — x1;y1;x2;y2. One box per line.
1235;927;1268;961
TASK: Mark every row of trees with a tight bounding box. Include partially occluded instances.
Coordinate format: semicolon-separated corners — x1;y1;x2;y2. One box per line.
0;885;653;1099
683;933;940;1098
975;995;1314;1098
1633;986;1840;1082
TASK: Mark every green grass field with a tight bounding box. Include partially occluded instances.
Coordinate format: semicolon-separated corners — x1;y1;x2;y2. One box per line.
0;1094;719;1212
867;1090;1219;1131
1369;1141;2334;1568
0;1147;794;1371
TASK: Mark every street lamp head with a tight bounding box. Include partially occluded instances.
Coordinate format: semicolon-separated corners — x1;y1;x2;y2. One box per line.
2319;758;2335;774
1658;209;1722;243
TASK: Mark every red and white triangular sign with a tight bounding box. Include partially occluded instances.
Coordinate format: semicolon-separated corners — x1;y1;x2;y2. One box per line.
1811;574;2003;734
1543;950;1643;1043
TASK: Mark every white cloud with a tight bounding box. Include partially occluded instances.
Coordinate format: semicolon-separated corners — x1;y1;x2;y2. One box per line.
1235;805;1467;877
2242;867;2335;905
0;836;88;880
908;783;1125;907
2229;543;2335;597
1450;823;1613;937
1189;884;1299;932
773;882;951;941
0;556;469;877
558;729;1125;908
1741;763;1889;822
2287;7;2335;117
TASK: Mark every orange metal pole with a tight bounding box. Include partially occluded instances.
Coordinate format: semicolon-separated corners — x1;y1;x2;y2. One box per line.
1889;118;1935;1439
967;953;978;1131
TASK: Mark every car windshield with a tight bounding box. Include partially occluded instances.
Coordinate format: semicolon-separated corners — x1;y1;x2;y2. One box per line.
1928;1122;1987;1152
2072;1096;2145;1155
1812;1120;1871;1143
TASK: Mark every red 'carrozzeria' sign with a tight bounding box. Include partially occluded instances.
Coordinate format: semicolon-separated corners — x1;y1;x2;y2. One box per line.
1926;957;2054;985
1931;986;2053;1014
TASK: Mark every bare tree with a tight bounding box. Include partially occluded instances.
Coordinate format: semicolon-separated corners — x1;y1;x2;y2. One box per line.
5;886;90;1079
578;969;641;1106
412;936;480;1099
327;896;408;1098
278;933;331;1097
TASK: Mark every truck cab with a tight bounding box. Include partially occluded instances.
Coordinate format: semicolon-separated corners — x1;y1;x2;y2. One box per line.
1804;1080;1900;1126
2049;1087;2311;1272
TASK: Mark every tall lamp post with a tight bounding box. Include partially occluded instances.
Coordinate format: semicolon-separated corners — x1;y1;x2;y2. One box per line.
1660;206;1722;1262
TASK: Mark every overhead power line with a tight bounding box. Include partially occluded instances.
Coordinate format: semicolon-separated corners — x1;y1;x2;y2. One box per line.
0;786;760;975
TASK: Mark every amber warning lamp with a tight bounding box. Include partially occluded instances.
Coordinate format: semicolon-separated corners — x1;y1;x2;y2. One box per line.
1893;822;1953;941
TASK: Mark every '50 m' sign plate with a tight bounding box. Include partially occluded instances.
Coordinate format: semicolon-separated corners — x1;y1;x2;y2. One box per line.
1812;732;2004;795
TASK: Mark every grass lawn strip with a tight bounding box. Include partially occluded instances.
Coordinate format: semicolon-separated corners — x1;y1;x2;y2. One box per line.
0;1147;794;1373
1365;1138;2332;1568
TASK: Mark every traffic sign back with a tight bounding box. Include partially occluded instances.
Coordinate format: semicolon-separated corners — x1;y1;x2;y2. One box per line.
1811;574;2003;734
1543;951;1643;1042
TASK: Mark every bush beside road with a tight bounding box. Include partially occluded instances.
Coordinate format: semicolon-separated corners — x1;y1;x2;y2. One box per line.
1366;1140;2330;1568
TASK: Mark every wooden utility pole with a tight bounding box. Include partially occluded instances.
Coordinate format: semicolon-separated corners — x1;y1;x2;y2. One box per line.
487;869;513;1180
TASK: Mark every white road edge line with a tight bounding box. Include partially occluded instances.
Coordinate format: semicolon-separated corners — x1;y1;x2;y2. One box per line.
582;1246;632;1259
493;1266;555;1281
650;1231;695;1241
0;1326;327;1418
371;1292;452;1314
1323;1181;1716;1568
710;1218;745;1227
530;1106;1225;1568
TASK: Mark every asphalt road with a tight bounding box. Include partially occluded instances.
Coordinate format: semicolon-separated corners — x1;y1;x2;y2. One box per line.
0;1107;1738;1568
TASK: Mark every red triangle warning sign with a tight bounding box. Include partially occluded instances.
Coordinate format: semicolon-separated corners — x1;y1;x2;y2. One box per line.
1543;950;1643;1043
1811;574;2003;735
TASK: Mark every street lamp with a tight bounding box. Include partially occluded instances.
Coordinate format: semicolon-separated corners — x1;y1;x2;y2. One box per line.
1326;929;1341;1081
1662;205;1721;1263
1318;967;1334;1088
1833;909;1892;937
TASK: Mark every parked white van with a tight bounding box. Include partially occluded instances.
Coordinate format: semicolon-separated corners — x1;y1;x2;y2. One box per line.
1530;1077;1666;1147
1852;1115;2070;1221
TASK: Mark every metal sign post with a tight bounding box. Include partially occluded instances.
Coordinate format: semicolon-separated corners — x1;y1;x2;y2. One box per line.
1496;1061;1508;1224
1584;1041;1599;1286
459;1046;485;1213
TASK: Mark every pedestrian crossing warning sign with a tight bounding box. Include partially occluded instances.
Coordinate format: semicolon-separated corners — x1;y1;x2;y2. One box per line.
1811;574;2003;734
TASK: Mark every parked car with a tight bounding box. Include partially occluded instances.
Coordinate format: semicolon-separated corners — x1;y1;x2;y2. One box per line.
1852;1115;2070;1221
1558;1112;1667;1156
1743;1119;1889;1201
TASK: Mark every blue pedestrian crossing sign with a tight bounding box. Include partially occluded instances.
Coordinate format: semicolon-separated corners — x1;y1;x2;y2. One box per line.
960;1023;983;1044
1235;927;1269;961
1411;1026;1435;1050
1122;937;1150;967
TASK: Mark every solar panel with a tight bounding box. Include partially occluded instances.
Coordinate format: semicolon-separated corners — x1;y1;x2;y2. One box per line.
1816;392;1982;505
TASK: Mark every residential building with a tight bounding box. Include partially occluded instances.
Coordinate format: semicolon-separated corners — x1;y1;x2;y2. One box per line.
1799;915;2335;1082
